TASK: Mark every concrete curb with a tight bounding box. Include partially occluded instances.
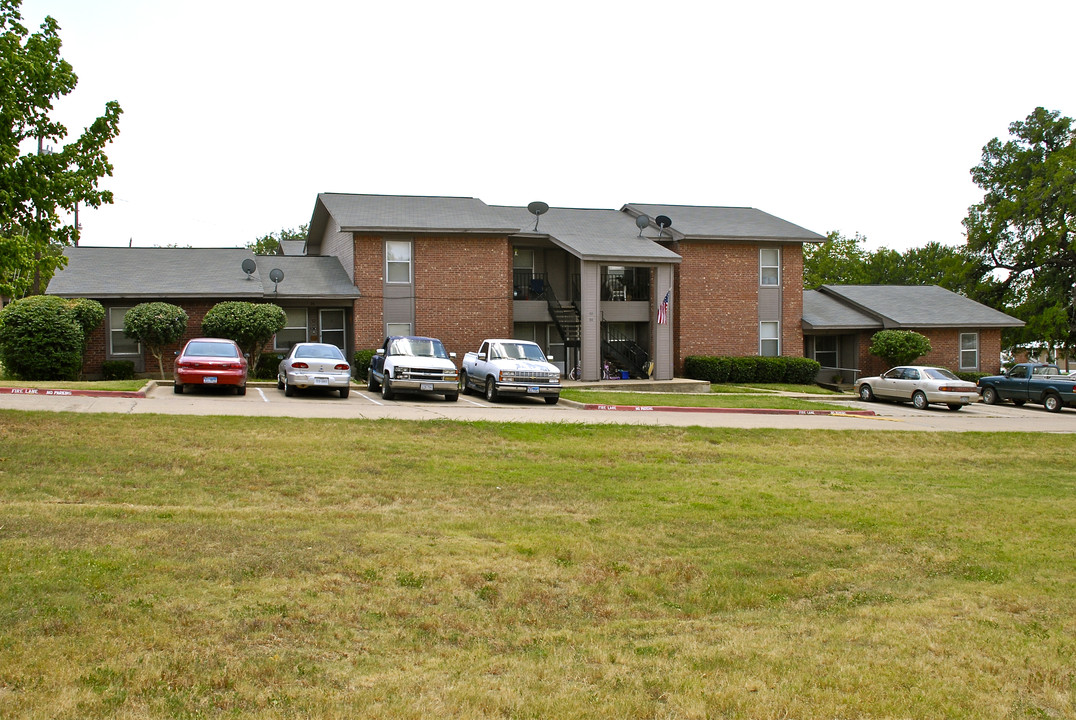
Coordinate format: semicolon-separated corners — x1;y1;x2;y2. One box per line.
0;383;150;398
578;403;875;416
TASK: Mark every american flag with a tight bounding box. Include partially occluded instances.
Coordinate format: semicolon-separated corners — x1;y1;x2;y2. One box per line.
657;290;670;324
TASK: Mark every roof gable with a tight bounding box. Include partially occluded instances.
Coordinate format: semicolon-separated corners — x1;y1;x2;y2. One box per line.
813;285;1024;329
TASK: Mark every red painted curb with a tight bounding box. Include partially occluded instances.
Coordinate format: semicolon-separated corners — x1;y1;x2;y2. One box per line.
0;387;146;399
582;403;875;416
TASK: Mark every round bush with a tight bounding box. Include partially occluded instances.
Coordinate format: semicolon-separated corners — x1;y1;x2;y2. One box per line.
0;295;87;380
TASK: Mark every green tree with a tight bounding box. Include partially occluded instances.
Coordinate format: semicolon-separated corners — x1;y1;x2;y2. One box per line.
964;107;1076;356
248;224;308;255
0;295;100;380
123;302;188;379
803;231;869;288
201;302;286;370
869;330;932;367
0;0;122;299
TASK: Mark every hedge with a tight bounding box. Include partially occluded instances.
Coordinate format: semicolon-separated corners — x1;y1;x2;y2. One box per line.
101;360;136;380
685;355;821;385
353;349;376;381
0;296;103;381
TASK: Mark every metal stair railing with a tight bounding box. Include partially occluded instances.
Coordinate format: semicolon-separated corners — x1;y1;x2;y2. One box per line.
601;325;650;378
536;279;581;348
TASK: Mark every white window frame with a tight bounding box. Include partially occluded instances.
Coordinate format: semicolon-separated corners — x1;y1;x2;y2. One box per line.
385;240;412;284
760;321;780;356
760;248;780;286
274;308;308;351
108;306;141;356
960;332;979;370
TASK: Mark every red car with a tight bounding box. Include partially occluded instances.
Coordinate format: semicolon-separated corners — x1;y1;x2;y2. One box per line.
173;338;248;395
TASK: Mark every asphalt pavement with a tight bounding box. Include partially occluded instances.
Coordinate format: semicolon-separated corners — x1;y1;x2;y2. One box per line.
3;382;1076;432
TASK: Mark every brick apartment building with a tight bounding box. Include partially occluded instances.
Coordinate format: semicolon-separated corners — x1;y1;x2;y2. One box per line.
45;193;1022;380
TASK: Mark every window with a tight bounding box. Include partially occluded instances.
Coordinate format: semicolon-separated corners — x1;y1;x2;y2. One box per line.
814;336;838;368
109;307;140;356
386;322;412;336
760;248;780;286
275;308;308;350
960;332;979;370
386;240;412;283
760;321;780;356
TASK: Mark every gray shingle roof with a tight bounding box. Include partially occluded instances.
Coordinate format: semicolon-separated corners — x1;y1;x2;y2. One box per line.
623;204;826;242
314;193;520;234
802;290;883;331
810;285;1023;329
47;247;359;301
496;206;682;263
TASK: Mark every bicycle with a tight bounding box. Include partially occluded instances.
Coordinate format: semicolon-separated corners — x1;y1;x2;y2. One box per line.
568;361;614;381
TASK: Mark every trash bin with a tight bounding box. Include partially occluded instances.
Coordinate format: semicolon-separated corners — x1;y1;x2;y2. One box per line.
619;370;630;380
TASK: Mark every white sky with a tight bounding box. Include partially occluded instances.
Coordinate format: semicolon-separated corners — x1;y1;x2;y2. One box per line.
18;0;1076;252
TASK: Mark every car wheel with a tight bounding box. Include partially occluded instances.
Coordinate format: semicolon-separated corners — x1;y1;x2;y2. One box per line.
484;377;499;402
445;392;458;402
236;385;246;396
277;375;284;390
173;382;183;394
284;377;295;397
1012;399;1026;407
340;386;350;399
460;371;472;395
858;384;874;402
381;377;395;400
545;395;559;405
912;391;929;410
1043;392;1063;413
981;386;998;405
367;373;379;392
946;403;962;411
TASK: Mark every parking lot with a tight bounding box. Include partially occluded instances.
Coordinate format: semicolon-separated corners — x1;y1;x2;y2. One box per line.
4;381;1076;432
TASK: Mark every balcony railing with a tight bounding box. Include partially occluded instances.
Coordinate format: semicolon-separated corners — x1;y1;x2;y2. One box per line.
601;270;650;301
513;271;547;300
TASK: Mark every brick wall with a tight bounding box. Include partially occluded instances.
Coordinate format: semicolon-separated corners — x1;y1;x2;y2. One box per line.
351;233;513;359
781;245;804;357
856;327;1003;377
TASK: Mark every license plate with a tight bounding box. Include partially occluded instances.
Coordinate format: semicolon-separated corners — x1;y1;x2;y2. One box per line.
314;377;329;386
420;383;434;391
203;376;217;384
527;386;540;394
961;396;969;402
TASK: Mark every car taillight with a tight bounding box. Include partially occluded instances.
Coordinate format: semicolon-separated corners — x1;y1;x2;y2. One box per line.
334;363;350;370
939;386;975;392
292;362;309;369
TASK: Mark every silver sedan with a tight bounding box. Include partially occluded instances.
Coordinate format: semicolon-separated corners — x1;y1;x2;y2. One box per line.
854;365;980;411
277;343;352;398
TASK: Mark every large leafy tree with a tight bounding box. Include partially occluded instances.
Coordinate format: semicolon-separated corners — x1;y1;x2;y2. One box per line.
248;224;308;255
964;107;1076;354
0;0;122;301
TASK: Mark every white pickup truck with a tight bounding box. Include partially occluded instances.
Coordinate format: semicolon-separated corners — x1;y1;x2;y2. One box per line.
367;335;459;402
461;338;562;404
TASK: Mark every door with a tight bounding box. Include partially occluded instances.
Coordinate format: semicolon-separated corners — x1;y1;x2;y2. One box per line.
319;309;346;352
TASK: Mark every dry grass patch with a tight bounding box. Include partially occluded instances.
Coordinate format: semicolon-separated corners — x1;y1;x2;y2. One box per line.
0;411;1074;718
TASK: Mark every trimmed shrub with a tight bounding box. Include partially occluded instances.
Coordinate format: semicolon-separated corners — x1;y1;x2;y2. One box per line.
101;360;135;380
67;298;105;351
201;302;286;371
684;354;823;386
124;302;189;379
956;371;990;383
0;295;88;381
252;352;283;380
353;349;376;380
869;330;932;367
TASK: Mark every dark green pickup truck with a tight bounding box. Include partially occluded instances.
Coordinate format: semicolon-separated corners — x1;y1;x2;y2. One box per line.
977;363;1076;412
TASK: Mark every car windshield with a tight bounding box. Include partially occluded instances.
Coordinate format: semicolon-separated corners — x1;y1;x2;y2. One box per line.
389;338;449;359
294;345;344;360
491;342;547;362
185;341;238;358
922;368;960;381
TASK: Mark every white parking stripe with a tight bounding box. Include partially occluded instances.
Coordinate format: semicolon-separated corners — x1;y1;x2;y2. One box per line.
256;388;269;402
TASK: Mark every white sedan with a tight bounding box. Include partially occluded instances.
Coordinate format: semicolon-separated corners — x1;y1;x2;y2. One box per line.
854;365;980;411
277;343;352;398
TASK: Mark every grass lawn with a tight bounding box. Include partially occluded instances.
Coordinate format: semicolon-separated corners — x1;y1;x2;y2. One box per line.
561;389;857;411
0;379;149;392
1;411;1074;718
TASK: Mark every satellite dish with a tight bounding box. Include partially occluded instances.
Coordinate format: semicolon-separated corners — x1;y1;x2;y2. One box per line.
655;215;672;239
635;214;650;237
269;267;284;292
527;201;549;231
241;258;257;279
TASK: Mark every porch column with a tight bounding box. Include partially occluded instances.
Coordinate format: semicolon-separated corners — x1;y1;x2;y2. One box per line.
579;260;601;381
653;264;674;380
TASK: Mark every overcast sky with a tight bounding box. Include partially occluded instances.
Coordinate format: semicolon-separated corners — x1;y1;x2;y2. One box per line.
19;0;1076;252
